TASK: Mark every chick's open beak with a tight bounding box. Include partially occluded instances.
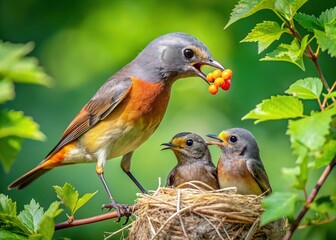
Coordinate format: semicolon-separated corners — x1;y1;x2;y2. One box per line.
160;142;175;151
193;59;225;84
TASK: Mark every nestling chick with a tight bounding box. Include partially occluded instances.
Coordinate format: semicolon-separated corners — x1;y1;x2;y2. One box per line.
162;132;219;189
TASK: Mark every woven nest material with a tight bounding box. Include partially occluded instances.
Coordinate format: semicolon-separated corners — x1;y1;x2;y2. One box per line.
125;181;286;240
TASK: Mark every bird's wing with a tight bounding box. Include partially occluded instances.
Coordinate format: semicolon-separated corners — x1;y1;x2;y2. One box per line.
246;159;272;195
45;77;133;159
166;167;178;187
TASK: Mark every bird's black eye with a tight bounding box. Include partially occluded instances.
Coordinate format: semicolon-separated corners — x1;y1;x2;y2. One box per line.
183;49;194;59
229;135;238;143
186;139;193;146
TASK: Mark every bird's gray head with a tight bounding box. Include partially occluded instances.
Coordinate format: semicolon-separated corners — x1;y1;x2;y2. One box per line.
207;128;260;159
161;132;212;163
129;32;224;83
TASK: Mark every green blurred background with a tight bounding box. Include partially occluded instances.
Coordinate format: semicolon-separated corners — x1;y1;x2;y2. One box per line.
0;0;335;239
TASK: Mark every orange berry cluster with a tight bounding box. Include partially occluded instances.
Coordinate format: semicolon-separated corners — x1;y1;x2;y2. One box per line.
206;69;232;95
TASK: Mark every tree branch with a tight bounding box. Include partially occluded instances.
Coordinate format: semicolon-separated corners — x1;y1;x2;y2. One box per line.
284;156;336;240
55;205;138;231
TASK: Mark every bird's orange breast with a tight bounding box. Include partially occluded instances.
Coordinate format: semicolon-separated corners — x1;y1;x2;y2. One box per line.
217;157;262;195
80;77;171;156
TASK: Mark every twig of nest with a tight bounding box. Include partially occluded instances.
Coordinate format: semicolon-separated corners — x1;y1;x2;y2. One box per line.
108;181;286;240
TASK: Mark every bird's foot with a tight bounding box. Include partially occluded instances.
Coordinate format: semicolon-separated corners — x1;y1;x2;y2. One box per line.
101;203;131;224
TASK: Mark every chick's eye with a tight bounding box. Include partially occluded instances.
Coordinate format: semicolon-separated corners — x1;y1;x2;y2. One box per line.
229;135;238;143
186;139;193;146
183;49;194;59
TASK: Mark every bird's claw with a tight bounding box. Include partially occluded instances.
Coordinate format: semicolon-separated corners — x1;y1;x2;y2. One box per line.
101;203;131;224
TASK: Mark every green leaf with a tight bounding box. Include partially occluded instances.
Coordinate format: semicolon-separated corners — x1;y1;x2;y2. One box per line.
44;201;63;219
293;155;309;190
53;183;96;219
0;194;17;215
0;229;27;240
261;192;298;225
0;110;45;140
53;183;79;214
0;79;15;104
35;216;54;240
0;41;51;86
275;0;308;20
314;139;336;168
225;0;275;29
0;136;22;173
261;35;309;70
285;77;323;99
287;108;336;151
315;24;336;58
318;6;336;26
74;191;98;213
242;95;304;123
295;12;324;32
241;21;284;53
17;200;44;234
310;195;336;215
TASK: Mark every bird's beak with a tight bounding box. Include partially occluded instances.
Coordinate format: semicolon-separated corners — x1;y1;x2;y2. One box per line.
193;59;225;85
206;131;228;146
206;133;222;146
160;142;175;151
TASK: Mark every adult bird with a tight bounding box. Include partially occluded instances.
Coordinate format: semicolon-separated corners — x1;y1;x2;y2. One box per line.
161;132;219;190
207;128;272;195
8;32;224;216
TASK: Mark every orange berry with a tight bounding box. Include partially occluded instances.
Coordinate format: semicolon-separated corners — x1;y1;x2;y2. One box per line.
221;79;231;91
206;72;214;82
208;84;218;95
214;77;225;88
222;69;233;80
212;69;222;79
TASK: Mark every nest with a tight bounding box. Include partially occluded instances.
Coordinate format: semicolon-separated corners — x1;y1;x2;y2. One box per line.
119;181;286;240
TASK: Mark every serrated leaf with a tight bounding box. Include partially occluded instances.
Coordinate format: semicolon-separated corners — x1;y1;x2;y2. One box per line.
314;139;336;168
285;77;323;99
36;216;54;240
0;195;29;235
261;35;308;70
275;0;308;20
0;79;15;104
0;110;45;140
287;108;336;151
0;41;51;86
0;136;22;173
0;193;17;215
44;201;63;219
53;183;79;214
0;229;27;240
295;12;324;32
17;200;44;234
315;24;336;58
319;6;336;26
242;95;304;123
74;191;98;213
225;0;275;29
241;21;284;53
310;195;336;215
261;192;298;225
293;155;309;190
36;201;62;240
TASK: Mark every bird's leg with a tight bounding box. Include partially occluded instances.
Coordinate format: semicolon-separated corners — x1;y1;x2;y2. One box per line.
96;165;130;222
121;152;147;194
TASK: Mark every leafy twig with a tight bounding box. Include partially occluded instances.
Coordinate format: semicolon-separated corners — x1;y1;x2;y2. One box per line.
284;156;336;240
55;205;138;231
285;24;330;91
